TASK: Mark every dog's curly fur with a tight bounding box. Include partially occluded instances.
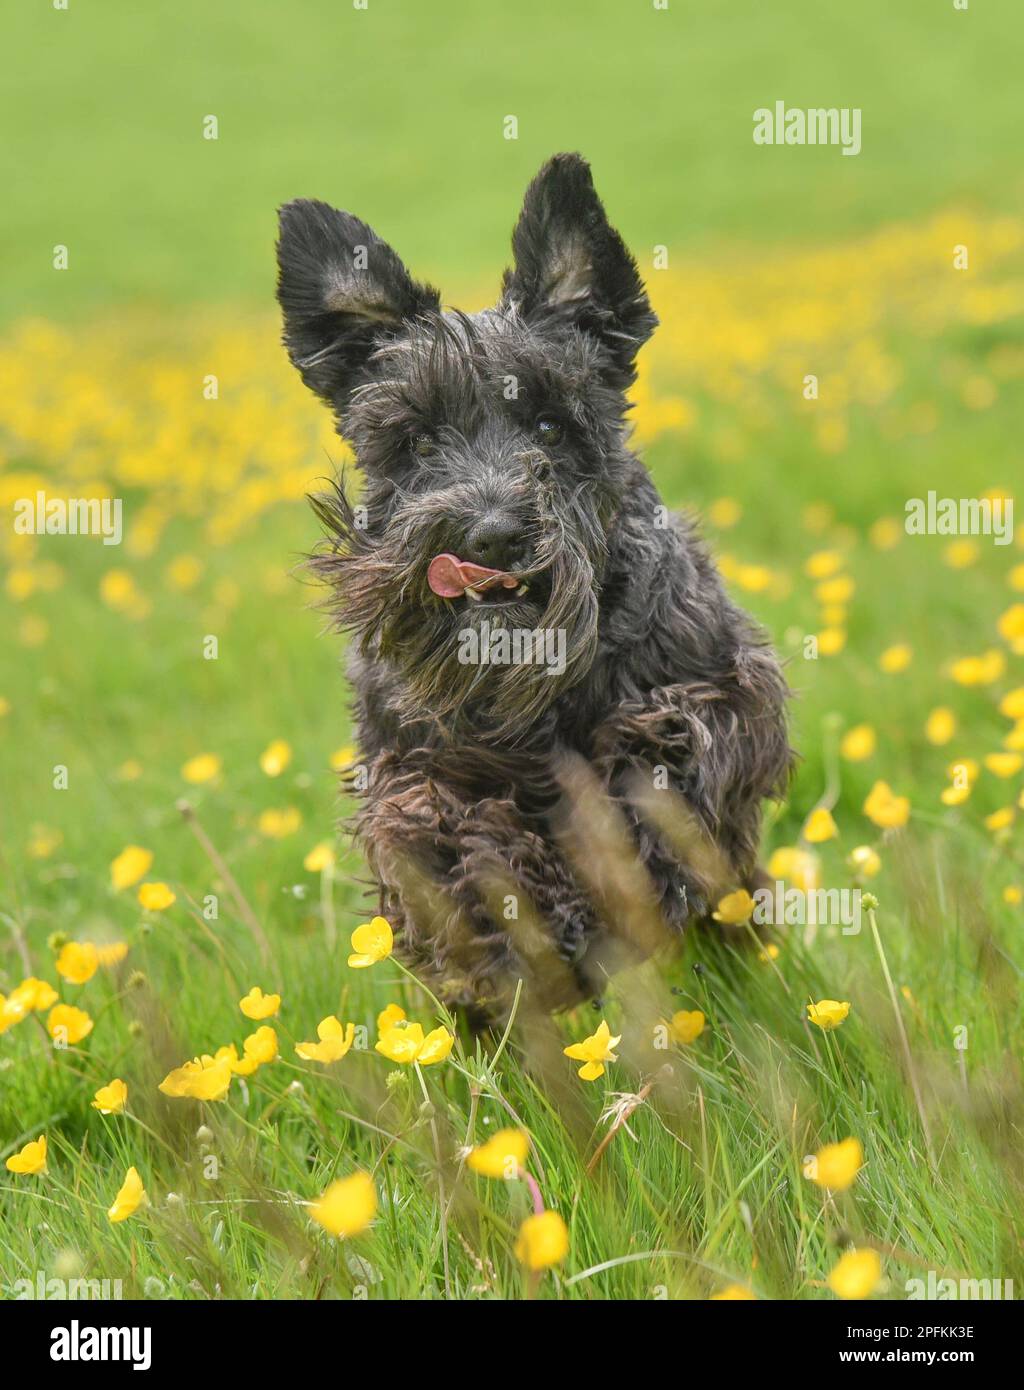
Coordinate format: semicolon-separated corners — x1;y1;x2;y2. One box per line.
276;153;793;1022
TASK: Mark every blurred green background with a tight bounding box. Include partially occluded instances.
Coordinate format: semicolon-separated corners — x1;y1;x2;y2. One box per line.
3;0;1022;319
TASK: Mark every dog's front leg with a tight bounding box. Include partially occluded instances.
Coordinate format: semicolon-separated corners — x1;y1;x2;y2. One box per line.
592;661;791;928
355;757;599;1019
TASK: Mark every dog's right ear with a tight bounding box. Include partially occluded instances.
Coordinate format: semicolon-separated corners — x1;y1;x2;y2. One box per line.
501;154;656;385
276;199;440;406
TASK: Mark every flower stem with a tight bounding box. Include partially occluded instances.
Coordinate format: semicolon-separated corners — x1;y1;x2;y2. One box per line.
521;1169;545;1216
866;905;934;1162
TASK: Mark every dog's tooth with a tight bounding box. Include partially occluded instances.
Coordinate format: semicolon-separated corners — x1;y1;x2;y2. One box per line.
515;583;529;597
465;587;483;602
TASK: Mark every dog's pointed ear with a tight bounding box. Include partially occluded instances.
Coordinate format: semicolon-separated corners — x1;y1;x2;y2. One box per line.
276;199;440;406
500;153;656;382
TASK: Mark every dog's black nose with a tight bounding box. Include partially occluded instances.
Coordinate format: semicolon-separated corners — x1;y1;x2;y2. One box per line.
464;516;528;571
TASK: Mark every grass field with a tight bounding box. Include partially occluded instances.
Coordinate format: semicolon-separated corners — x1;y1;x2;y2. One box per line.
2;1;1024;1301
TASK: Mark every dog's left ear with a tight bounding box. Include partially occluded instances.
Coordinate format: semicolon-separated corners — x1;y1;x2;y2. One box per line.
276;198;441;407
501;153;656;383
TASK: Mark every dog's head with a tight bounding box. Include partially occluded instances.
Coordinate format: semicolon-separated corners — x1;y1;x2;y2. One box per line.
277;153;656;741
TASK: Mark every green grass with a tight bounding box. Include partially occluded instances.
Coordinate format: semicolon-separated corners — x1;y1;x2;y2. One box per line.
2;0;1024;1302
3;0;1023;317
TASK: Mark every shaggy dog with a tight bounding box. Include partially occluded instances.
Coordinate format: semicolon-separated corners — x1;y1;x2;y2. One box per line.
276;154;792;1024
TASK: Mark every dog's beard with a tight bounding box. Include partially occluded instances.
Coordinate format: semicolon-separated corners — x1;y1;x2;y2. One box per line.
309;479;603;744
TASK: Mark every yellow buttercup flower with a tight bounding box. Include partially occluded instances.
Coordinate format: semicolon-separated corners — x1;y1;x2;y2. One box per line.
712;888;756;925
6;1135;47;1175
944;539;978;569
984;752;1022;779
377;1003;406;1034
138;881;176;911
0;993;28;1033
985;807;1015;832
374;1019;454;1066
1004;721;1024;751
348;915;393;968
805;550;842;579
9;977;59;1012
242;1026;278;1065
96;942;129;967
329;743;357;771
257;806;302;839
767;846;819;893
668;1009;705;1044
733;563;775;594
708;497;741;528
863;781;910;829
514;1210;569;1270
997;603;1024;643
296;1016;357;1064
165;552;203;590
108;1166;147;1223
868;516;901;550
924;707;956;746
815;575;855;606
239;986;281;1020
259;738;292;776
1003;885;1022;905
375;1020;426;1064
805;1136;864;1191
847;845;881;878
816;627;846;656
189;1058;237;1097
46;1003;94;1045
92;1079;128;1115
311;1171;377;1238
27;825;62;858
878;644;912;673
159;1056;233;1101
303;842;336;873
416;1026;455;1065
55;940;99;985
803;807;838;843
940;782;971;806
950;649;1005;686
827;1248;882;1300
181;752;222;784
563;1019;620;1082
213;1043;257;1077
110;844;153;890
100;568;138;611
807;999;850;1031
710;1284;757;1300
998;687;1024;720
466;1128;529;1179
840;724;876;762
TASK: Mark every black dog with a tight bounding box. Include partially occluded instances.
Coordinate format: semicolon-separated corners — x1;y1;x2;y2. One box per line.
276;154;792;1022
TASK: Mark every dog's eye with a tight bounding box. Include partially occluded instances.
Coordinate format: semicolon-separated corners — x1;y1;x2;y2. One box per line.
410;433;435;457
535;415;563;446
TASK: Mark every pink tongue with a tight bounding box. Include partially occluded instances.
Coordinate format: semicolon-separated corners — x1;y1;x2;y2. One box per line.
427;553;518;599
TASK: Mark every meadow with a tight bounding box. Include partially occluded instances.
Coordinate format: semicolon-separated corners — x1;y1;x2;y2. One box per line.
2;0;1023;1302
